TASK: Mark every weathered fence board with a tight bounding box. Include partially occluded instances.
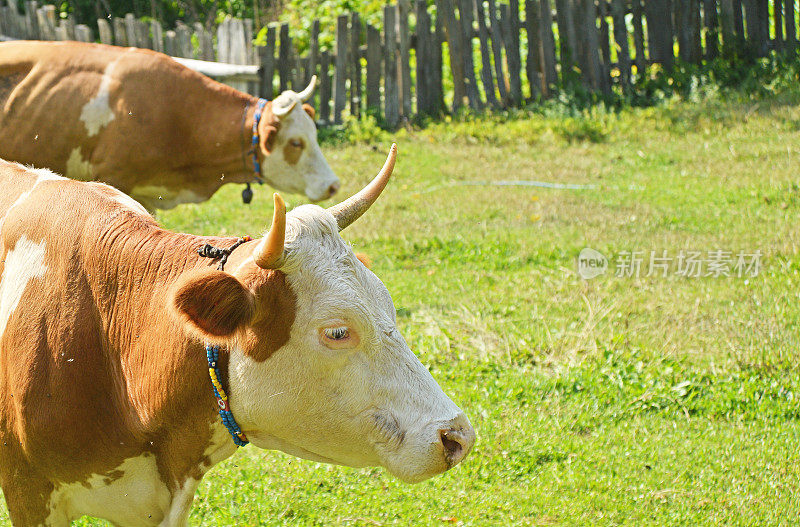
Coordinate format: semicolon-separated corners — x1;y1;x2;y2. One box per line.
308;20;320;107
476;0;500;107
457;0;483;109
786;0;797;49
646;0;674;69
350;13;362;119
259;26;276;99
487;0;509;103
632;0;647;71
704;0;720;59
366;23;382;115
319;50;332;124
415;1;435;114
539;0;559;91
384;4;400;128
334;14;348;124
398;0;412;117
611;0;631;91
504;0;523;106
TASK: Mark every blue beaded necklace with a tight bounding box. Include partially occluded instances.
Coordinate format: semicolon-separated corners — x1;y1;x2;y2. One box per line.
242;98;268;204
197;236;252;447
206;343;248;447
250;98;268;183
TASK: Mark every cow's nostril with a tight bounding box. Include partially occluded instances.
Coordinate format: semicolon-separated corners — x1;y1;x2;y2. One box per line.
440;429;465;465
327;182;340;197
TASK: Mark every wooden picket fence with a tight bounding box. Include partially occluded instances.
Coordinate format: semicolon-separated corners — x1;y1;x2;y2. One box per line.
1;1;798;128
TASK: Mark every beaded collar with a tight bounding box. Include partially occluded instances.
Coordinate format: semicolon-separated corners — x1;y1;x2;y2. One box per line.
241;98;268;204
207;343;248;446
197;236;253;447
250;98;268;183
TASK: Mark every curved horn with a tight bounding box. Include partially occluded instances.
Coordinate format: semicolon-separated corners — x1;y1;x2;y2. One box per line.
329;143;397;231
254;193;286;269
272;99;297;118
297;75;317;102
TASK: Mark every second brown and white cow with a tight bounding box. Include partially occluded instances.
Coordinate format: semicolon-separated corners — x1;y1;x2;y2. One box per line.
0;145;474;526
0;40;339;209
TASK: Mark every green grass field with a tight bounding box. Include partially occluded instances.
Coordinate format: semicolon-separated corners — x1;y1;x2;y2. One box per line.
3;90;800;525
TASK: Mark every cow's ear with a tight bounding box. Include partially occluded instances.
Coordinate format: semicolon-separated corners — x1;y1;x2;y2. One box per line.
258;105;280;155
302;103;316;120
170;269;255;340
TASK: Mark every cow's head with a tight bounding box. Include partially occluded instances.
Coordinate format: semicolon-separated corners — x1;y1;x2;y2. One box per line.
257;77;340;202
172;145;475;482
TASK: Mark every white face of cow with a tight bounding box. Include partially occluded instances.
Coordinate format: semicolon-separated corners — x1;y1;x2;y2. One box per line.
171;147;475;483
259;86;340;203
230;206;473;482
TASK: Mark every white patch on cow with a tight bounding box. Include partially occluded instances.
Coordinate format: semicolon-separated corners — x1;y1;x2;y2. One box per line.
28;168;65;182
258;92;339;202
130;185;204;210
92;182;151;216
0;170;65;240
157;478;199;527
80;60;118;137
47;453;171;526
158;424;236;526
0;235;48;342
110;192;150;216
227;205;471;484
44;424;236;525
204;421;240;467
65;147;93;181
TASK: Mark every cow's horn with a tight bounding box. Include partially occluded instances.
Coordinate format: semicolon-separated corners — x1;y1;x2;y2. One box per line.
329;144;397;231
255;193;286;269
272;99;297;118
297;75;317;102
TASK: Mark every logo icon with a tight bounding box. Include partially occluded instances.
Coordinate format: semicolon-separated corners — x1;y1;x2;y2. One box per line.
577;248;608;279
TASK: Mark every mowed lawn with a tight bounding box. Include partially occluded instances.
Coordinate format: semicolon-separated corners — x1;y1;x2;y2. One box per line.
3;92;800;525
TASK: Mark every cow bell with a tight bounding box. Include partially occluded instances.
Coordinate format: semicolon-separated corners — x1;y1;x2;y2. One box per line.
242;183;253;204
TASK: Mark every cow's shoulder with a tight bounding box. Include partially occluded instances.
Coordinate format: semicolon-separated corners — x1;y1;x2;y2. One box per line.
86;181;152;217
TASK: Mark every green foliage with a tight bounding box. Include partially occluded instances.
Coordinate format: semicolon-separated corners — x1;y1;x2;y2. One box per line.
52;0;224;29
258;0;386;53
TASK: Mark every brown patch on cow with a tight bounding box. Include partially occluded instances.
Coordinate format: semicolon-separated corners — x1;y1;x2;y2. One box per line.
302;103;316;120
0;468;55;526
0;72;25;110
258;102;280;155
238;268;297;362
282;140;303;166
106;469;125;482
171;269;256;339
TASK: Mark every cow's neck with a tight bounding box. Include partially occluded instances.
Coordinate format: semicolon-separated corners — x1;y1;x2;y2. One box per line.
129;85;263;209
187;86;261;184
89;218;250;487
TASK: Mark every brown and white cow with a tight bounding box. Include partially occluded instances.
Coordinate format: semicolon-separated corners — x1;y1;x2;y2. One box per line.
0;145;475;526
0;40;339;210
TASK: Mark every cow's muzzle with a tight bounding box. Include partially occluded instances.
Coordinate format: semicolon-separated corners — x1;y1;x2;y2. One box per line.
438;414;475;469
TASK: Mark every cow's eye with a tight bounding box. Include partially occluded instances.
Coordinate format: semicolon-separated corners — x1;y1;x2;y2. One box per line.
289;138;304;149
324;326;349;340
319;323;360;350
